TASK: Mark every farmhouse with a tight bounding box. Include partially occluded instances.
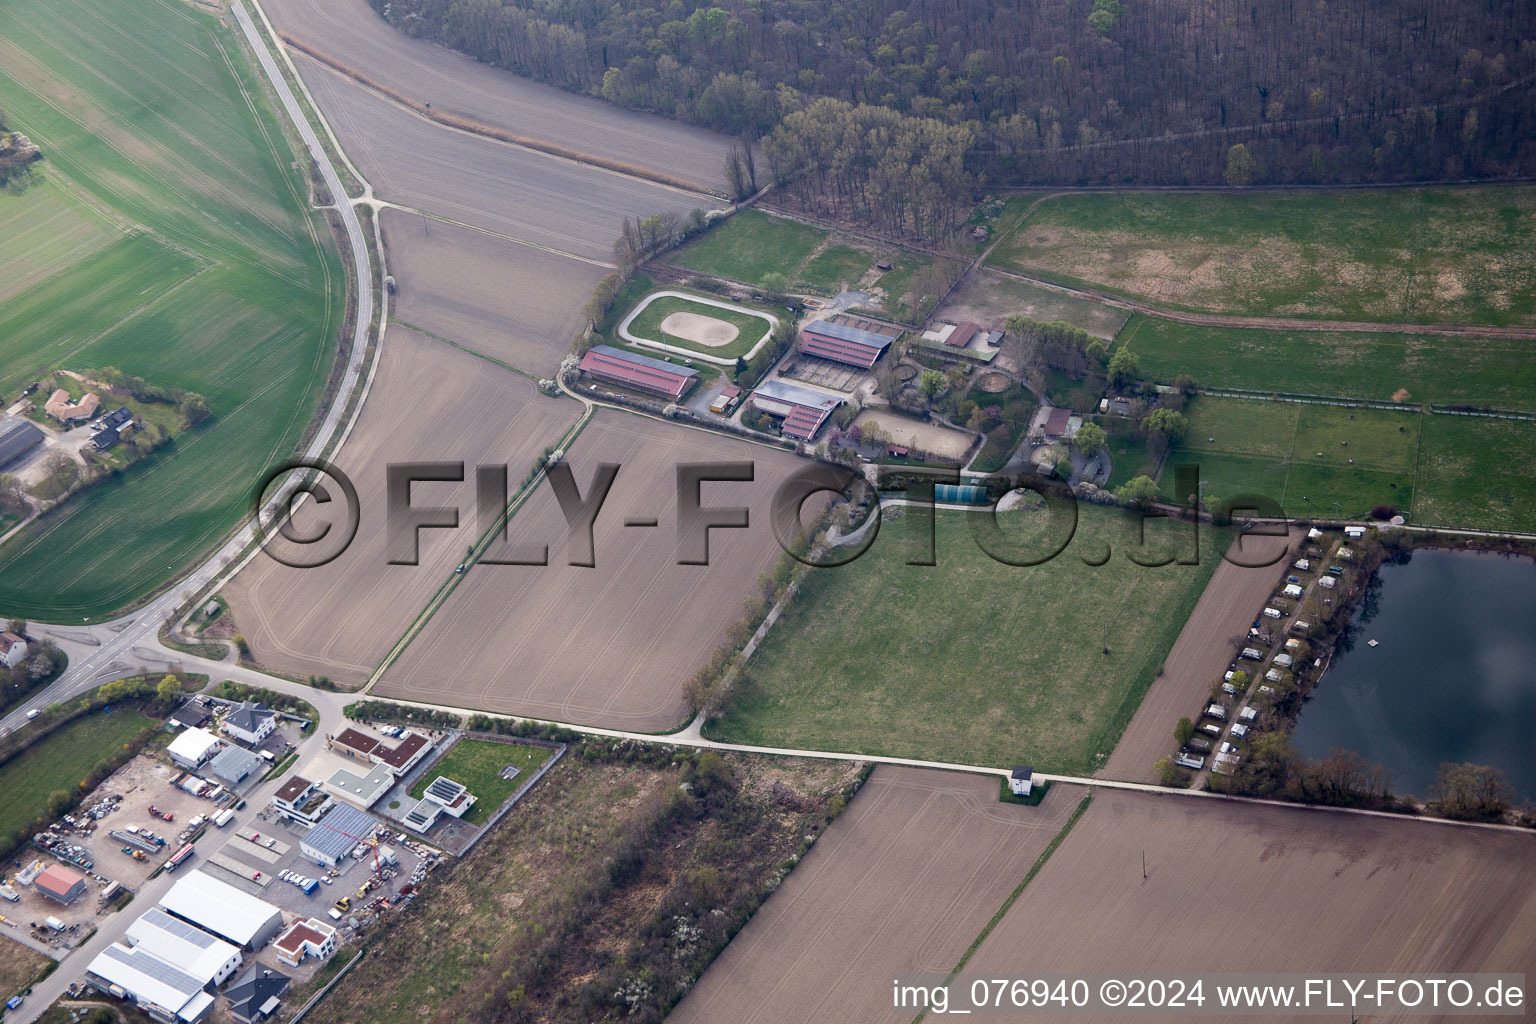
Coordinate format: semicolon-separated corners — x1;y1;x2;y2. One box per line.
579;344;699;401
272;918;336;967
0;415;43;467
749;380;842;441
34;862;87;904
158;871;283;948
272;776;332;825
0;631;27;669
798;319;894;368
167;727;221;769
221;701;277;747
300;802;379;868
43;388;101;425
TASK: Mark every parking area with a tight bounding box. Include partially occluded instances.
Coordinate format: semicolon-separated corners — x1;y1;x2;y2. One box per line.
199;806;434;931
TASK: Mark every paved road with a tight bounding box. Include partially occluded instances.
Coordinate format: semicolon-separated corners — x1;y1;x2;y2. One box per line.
0;0;375;743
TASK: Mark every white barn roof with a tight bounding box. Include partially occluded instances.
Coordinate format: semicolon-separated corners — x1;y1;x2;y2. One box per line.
167;726;221;763
159;870;282;947
126;908;240;984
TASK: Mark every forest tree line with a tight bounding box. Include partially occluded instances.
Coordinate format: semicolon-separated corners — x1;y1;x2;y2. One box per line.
372;0;1536;194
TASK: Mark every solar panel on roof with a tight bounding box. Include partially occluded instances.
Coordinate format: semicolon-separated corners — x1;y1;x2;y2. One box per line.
804;320;895;349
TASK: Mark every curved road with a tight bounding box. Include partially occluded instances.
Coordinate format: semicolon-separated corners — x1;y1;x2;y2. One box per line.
0;0;374;741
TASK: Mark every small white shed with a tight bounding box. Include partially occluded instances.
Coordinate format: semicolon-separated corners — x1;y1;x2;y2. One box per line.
1009;766;1034;796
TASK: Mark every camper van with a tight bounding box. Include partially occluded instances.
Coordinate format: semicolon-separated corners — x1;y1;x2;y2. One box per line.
1282;584;1304;598
1262;607;1282;619
1241;647;1265;661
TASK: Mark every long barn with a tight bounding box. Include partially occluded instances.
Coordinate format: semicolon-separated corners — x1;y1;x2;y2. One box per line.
798;320;894;369
578;345;699;401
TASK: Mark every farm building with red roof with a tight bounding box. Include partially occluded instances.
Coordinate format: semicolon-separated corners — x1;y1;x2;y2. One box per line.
798;320;895;369
578;345;699;401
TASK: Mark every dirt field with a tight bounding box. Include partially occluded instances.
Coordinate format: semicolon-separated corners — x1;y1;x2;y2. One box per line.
262;0;734;193
670;768;1086;1024
660;310;739;346
223;328;580;685
372;410;807;730
966;789;1536;1022
939;267;1129;340
851;410;973;460
1101;528;1298;783
379;209;606;377
294;54;708;264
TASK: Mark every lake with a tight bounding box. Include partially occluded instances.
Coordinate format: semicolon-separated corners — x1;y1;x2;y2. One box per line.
1291;548;1536;799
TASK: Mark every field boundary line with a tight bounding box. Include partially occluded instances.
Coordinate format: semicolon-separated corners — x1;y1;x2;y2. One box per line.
912;793;1094;1023
388;319;548;382
375;202;616;269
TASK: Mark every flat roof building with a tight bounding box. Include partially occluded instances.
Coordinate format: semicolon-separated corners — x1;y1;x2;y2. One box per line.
300;802;379;868
323;762;395;809
273;918;337;967
159;870;283;949
273;776;332;825
798;320;894;369
579;344;699;401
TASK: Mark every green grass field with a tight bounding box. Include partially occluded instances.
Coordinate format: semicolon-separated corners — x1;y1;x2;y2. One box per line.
795;244;872;293
989;188;1536;324
707;505;1225;772
0;709;157;842
1163;397;1419;518
623;292;774;360
669;210;827;289
408;737;556;825
1412;415;1536;532
1119;315;1536;409
0;0;342;618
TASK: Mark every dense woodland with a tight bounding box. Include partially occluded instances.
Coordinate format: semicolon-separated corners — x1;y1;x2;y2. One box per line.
375;0;1536;210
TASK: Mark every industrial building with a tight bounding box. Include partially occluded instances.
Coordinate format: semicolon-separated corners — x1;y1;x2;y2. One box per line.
578;344;699;401
300;801;379;868
85;943;217;1024
158;870;283;948
206;745;266;788
125;909;244;987
34;862;87;904
797;320;895;368
0;415;43;467
167;726;221;769
748;380;842;441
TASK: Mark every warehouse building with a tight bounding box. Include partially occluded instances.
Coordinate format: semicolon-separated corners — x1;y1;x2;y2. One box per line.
0;415;43;467
159;870;283;949
206;745;266;789
798;320;895;369
748;380;842;441
125;909;243;987
578;344;699;401
34;862;88;904
167;727;221;769
300;801;379;868
85;943;217;1024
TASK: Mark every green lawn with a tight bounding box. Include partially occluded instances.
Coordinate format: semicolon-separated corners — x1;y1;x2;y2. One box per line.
989;188;1536;324
1412;415;1536;532
1163;397;1419;518
1119;315;1536;409
0;709;157;842
866;250;936;323
623;292;775;360
669;210;827;289
795;244;872;293
0;0;342;618
707;505;1226;773
408;737;556;825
